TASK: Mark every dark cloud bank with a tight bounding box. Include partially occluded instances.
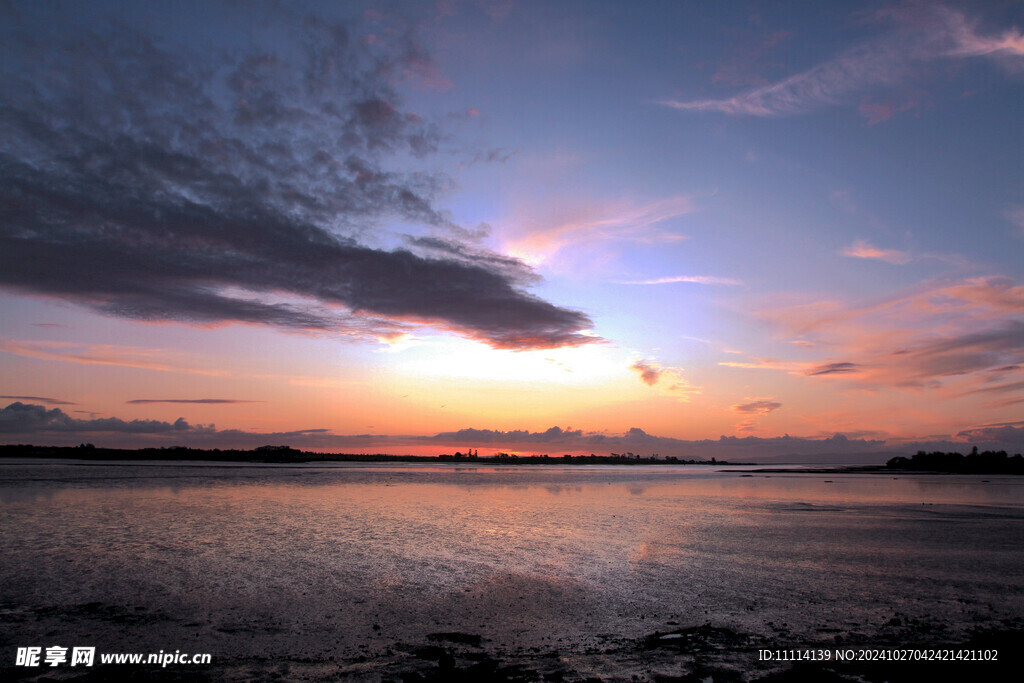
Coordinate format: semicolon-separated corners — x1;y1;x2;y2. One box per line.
0;402;194;436
0;4;592;349
427;426;1024;462
4;403;1021;463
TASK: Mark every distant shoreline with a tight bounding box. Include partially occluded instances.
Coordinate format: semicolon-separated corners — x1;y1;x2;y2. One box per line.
2;444;1022;473
748;449;1024;475
0;443;743;466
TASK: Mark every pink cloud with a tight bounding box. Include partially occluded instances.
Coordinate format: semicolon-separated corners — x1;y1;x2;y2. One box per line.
731;398;782;414
629;359;700;400
942;10;1024;57
841;240;912;264
718;358;805;372
731;397;783;434
940;277;1024;312
0;339;229;376
753;276;1024;394
734;419;758;434
505;195;695;265
631;360;662;386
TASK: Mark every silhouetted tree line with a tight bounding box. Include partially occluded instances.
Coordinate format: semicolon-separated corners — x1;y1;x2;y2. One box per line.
887;448;1024;474
439;451;712;465
0;444;428;463
0;444;718;465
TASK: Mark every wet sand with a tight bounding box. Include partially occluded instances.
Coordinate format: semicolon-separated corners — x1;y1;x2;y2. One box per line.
1;612;1020;682
1;461;1022;681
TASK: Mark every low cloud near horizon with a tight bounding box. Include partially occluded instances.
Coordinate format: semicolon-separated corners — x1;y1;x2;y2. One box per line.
3;402;1021;462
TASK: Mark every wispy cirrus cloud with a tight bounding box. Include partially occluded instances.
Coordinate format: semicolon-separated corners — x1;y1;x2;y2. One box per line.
755;277;1024;394
942;11;1024;58
937;277;1024;312
662;39;910;116
718;357;865;378
661;5;1024;118
0;339;229;376
899;322;1024;381
505;196;695;265
718;358;805;372
618;275;742;286
966;380;1024;399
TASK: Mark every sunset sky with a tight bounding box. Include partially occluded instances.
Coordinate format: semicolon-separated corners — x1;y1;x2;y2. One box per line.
1;0;1022;459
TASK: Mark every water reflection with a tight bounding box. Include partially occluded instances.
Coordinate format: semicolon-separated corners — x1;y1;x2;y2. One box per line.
1;463;1022;663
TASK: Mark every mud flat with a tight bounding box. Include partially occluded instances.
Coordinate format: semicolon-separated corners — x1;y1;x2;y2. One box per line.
1;461;1022;681
2;617;1020;682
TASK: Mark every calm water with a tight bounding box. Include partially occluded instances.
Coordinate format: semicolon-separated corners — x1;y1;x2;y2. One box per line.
1;461;1022;679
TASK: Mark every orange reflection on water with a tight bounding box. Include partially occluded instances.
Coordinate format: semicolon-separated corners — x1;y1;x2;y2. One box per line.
2;463;1023;658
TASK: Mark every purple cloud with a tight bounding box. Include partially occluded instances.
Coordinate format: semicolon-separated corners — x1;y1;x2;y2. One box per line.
630;360;663;386
805;362;861;376
0;5;593;350
731;399;782;415
0;403;192;434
